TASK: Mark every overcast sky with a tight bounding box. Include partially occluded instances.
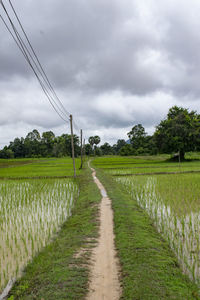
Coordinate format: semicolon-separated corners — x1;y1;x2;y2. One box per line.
1;0;200;147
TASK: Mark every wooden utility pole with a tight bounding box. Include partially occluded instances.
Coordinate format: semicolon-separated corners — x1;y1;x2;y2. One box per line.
70;114;76;178
80;129;83;169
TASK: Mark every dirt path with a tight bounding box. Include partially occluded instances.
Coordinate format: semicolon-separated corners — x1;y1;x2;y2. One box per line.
87;165;121;300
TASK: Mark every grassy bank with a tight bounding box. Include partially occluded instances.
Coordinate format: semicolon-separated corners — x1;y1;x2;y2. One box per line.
96;168;200;299
7;168;101;300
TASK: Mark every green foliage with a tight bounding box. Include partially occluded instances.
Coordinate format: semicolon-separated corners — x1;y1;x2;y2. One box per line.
126;124;158;156
84;143;93;155
100;142;113;155
93;135;101;146
88;136;95;148
0;130;80;159
128;123;147;149
0;147;14;158
112;139;127;154
88;136;101;156
154;106;200;159
119;144;135;156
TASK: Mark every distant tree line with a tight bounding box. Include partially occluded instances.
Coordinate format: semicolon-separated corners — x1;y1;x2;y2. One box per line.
0;129;80;159
1;106;200;160
119;106;200;160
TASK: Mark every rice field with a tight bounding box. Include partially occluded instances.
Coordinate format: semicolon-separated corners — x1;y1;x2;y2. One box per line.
0;157;80;294
93;154;200;284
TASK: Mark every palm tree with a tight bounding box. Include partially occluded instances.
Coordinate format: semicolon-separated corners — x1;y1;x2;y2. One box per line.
88;136;95;152
88;136;101;155
94;136;101;156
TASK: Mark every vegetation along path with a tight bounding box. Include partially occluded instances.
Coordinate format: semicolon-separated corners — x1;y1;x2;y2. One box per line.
87;163;121;300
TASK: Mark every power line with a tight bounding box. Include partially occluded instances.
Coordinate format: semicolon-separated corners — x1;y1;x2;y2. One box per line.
8;0;70;118
0;0;69;123
0;12;68;123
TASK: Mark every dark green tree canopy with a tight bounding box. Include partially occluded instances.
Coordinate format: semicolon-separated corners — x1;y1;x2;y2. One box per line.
154;106;200;159
0;130;80;158
88;136;95;148
93;135;101;146
128;124;147;150
113;139;127;154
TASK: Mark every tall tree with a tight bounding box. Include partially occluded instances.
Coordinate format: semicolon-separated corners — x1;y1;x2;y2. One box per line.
88;136;95;150
9;137;25;158
100;142;113;155
93;135;101;156
41;131;55;156
93;136;101;146
113;139;127;154
128;124;147;150
154;106;200;160
24;129;41;157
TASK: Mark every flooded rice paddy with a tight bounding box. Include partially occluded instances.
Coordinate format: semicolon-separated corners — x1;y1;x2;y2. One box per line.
116;174;200;283
0;179;78;292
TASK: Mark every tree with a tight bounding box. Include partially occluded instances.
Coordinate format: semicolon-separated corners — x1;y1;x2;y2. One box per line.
0;147;14;159
1;130;82;158
24;129;41;157
93;136;101;147
9;137;25;158
112;139;127;154
88;136;101;155
88;136;95;150
41;131;55;156
85;143;93;156
100;142;113;155
55;134;80;158
119;144;134;156
93;136;101;156
154;106;200;160
128;124;147;150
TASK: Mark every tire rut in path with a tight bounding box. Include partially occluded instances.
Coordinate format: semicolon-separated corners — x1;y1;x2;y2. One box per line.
87;166;121;300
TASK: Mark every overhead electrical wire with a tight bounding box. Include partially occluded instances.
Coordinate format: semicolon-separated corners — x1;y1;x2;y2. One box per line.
1;0;69;122
8;0;71;118
0;13;68;123
0;0;71;124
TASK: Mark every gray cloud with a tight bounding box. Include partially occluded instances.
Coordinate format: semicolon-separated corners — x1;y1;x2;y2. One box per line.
1;0;200;147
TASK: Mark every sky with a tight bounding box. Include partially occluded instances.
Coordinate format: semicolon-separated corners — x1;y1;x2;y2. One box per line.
1;0;200;147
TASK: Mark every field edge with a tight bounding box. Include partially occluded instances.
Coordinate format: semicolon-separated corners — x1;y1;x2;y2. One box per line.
95;167;200;300
6;167;101;300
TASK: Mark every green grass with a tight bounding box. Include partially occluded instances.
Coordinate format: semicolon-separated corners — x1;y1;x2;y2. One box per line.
93;155;170;168
0;157;82;178
7;167;101;300
96;168;200;299
93;155;200;178
4;154;200;299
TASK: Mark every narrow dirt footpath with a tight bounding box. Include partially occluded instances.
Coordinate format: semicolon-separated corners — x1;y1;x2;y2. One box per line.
87;165;121;300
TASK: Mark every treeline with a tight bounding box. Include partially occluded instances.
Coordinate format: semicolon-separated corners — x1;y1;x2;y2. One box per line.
0;131;128;158
121;106;200;160
1;106;200;159
0;130;80;159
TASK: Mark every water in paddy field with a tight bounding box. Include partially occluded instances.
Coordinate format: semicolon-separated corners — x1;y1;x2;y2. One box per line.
0;179;79;293
116;176;200;284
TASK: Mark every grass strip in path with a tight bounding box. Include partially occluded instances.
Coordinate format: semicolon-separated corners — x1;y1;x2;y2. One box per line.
7;168;101;300
96;169;200;300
